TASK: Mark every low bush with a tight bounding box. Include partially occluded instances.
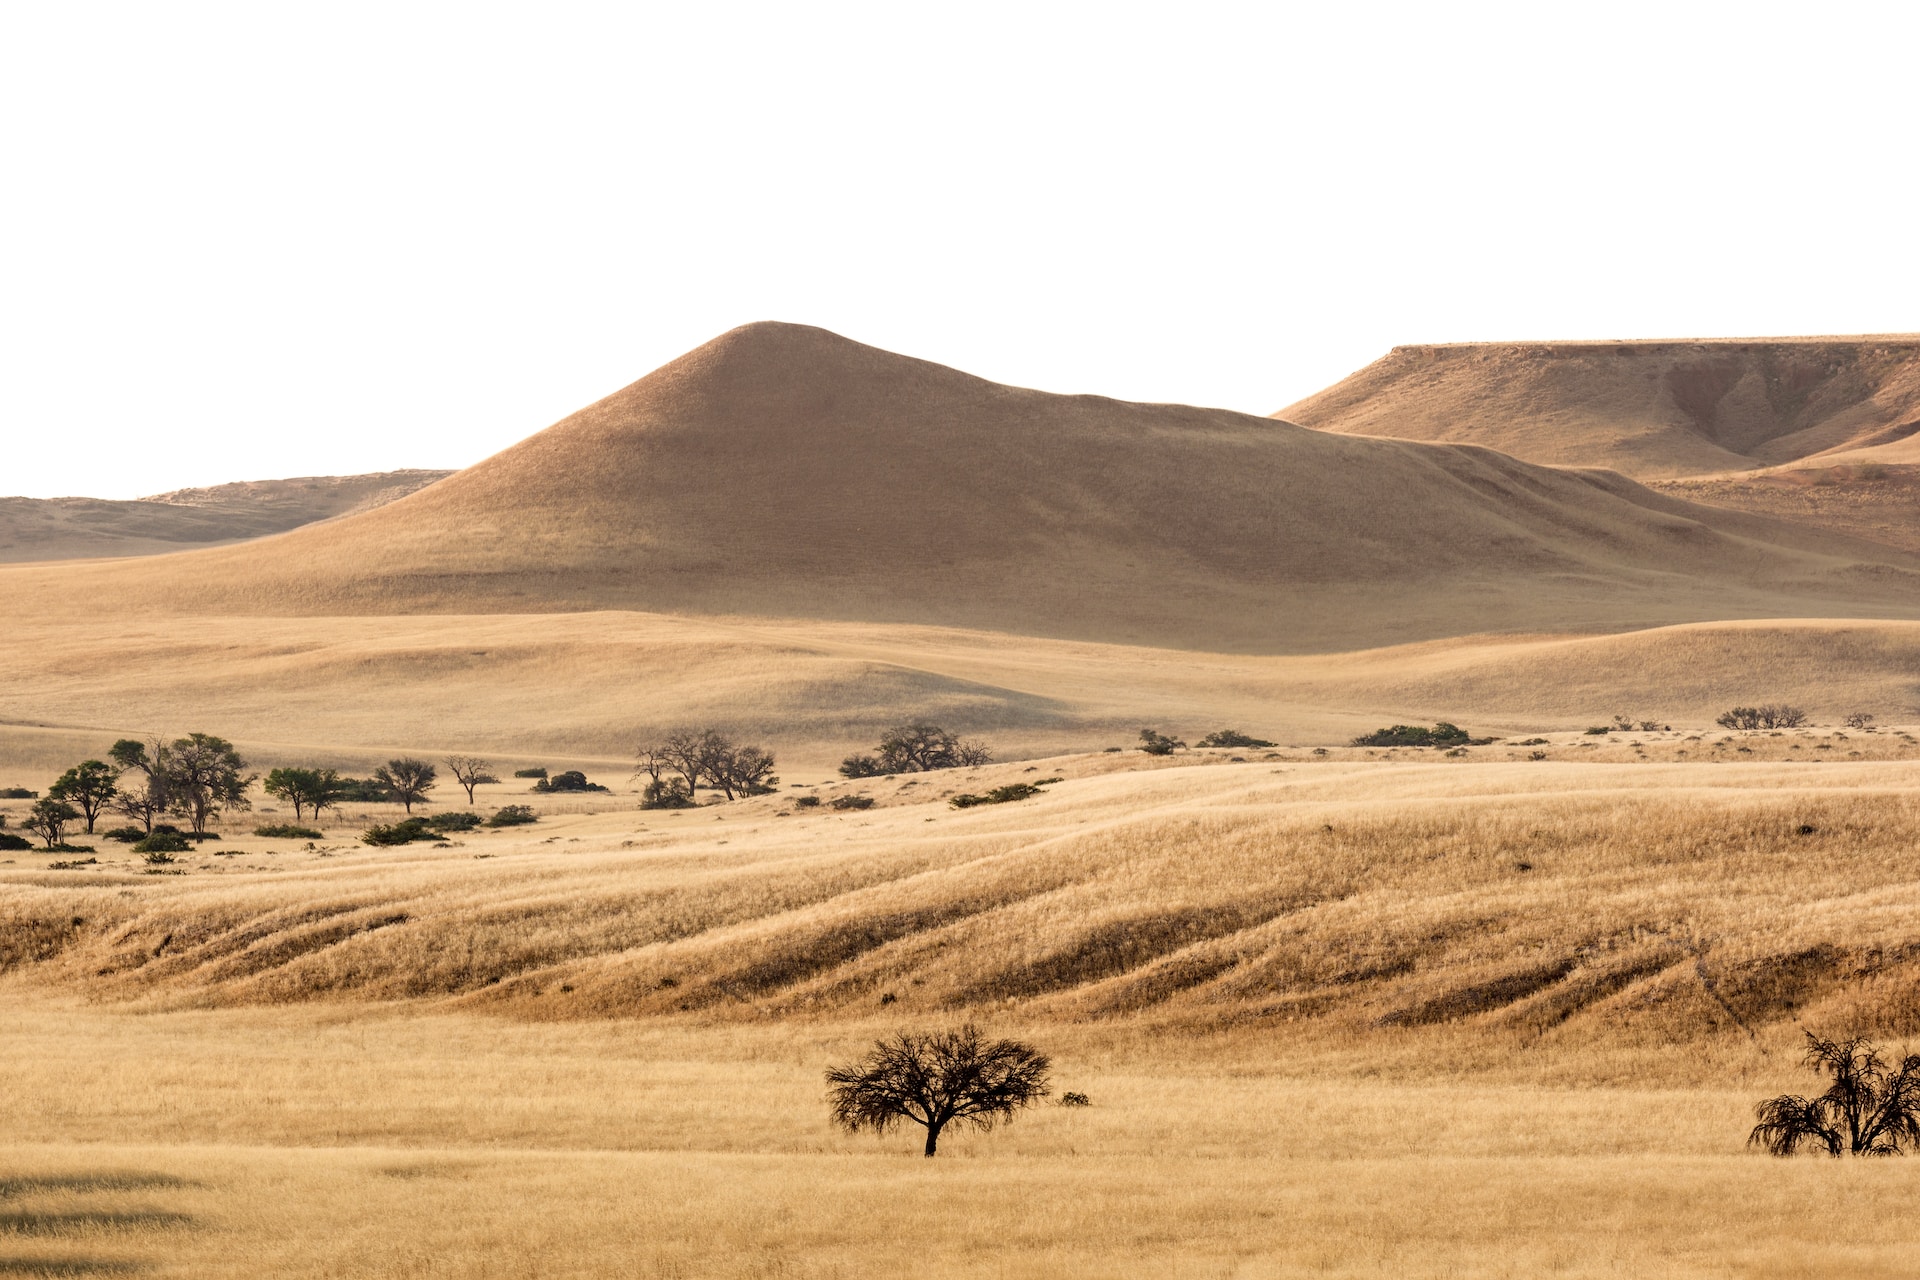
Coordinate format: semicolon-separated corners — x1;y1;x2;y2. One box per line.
0;832;31;851
1060;1092;1091;1107
334;777;392;802
486;804;539;827
1845;712;1876;730
132;831;191;854
102;826;147;843
361;818;438;846
512;767;548;779
829;795;875;811
639;778;696;810
1196;729;1275;749
254;823;324;840
532;770;609;793
1584;726;1611;735
1351;723;1482;748
1138;729;1185;756
48;857;97;869
425;812;483;832
791;795;822;809
0;787;35;799
950;781;1055;808
46;843;95;854
1718;704;1808;731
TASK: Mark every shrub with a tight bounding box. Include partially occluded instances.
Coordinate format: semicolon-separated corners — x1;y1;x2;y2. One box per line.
486;804;539;827
361;818;437;846
640;778;696;810
335;776;392;802
950;781;1054;808
425;812;482;832
1845;712;1876;730
512;767;548;779
0;832;31;851
791;795;822;809
1718;705;1808;731
254;824;324;840
132;831;191;854
830;795;875;811
838;754;885;778
532;770;609;794
0;787;36;799
1584;726;1612;736
102;826;146;843
48;857;98;869
1196;729;1275;749
1060;1092;1091;1107
1351;723;1475;748
1138;729;1185;756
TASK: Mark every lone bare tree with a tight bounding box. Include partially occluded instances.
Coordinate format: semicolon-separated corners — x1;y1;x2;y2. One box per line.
444;755;500;804
1750;1032;1920;1156
826;1026;1051;1157
373;758;436;814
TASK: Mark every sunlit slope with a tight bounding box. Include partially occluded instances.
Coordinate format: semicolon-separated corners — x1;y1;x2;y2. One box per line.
4;614;1920;773
1280;337;1920;479
9;758;1920;1049
6;324;1917;651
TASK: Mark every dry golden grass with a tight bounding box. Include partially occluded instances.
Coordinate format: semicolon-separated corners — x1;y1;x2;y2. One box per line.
6;752;1920;1273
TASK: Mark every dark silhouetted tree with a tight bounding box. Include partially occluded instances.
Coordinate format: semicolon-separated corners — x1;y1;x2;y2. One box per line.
1750;1032;1920;1156
826;1025;1051;1157
841;724;992;777
445;755;500;804
700;739;778;799
48;759;120;834
373;758;436;814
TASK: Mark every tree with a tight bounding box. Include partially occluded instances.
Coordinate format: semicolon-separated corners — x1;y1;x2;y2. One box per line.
1350;723;1473;748
1717;705;1809;731
825;1025;1051;1157
1750;1032;1920;1157
48;759;120;834
108;739;170;834
373;758;436;813
445;755;500;804
839;725;992;778
659;730;713;800
1845;713;1876;730
263;767;344;822
22;798;81;849
1138;728;1186;756
161;733;256;837
701;741;778;800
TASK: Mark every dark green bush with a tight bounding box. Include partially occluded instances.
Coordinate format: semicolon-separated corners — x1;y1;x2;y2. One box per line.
133;831;192;854
639;778;696;810
334;777;391;802
791;795;822;809
1351;723;1483;748
512;767;548;779
950;781;1053;808
486;804;539;827
1138;729;1185;756
0;787;36;799
361;818;437;846
254;823;324;839
425;812;482;832
829;795;874;811
103;826;147;843
532;770;609;793
838;754;885;778
1197;729;1275;749
0;833;31;851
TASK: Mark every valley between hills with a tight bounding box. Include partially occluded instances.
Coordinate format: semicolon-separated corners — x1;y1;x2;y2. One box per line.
6;324;1920;1277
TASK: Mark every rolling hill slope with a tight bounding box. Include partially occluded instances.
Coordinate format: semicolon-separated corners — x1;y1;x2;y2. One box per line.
3;323;1916;653
1278;337;1920;479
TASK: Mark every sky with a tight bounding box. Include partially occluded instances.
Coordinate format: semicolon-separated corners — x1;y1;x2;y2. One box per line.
3;1;1917;498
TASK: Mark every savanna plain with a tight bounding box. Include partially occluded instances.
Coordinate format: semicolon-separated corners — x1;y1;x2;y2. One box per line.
11;326;1920;1276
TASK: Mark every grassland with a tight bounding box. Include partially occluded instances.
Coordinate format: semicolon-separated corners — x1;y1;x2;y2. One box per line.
6;750;1920;1275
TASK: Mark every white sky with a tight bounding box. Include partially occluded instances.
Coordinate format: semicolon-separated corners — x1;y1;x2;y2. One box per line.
3;1;1916;498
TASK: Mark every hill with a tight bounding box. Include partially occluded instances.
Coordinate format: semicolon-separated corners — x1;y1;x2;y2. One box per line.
3;323;1917;653
0;470;452;562
1277;337;1920;479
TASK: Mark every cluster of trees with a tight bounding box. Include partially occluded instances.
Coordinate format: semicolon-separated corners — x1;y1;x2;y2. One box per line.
8;734;258;849
1351;723;1489;749
839;724;991;778
1137;728;1276;756
1718;705;1810;730
262;757;453;820
635;730;777;808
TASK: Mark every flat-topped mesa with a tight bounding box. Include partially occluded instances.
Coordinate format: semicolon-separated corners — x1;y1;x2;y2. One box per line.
1;322;1917;653
1281;336;1920;479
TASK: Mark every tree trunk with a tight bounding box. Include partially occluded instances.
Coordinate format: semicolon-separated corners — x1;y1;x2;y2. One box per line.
924;1123;940;1157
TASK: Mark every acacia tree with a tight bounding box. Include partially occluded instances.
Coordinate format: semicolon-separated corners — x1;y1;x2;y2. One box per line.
699;739;778;800
659;730;714;800
1750;1032;1920;1156
108;739;170;834
22;798;81;849
373;758;436;813
264;767;344;822
162;733;256;837
444;756;500;805
48;759;120;834
826;1026;1051;1157
840;724;992;778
